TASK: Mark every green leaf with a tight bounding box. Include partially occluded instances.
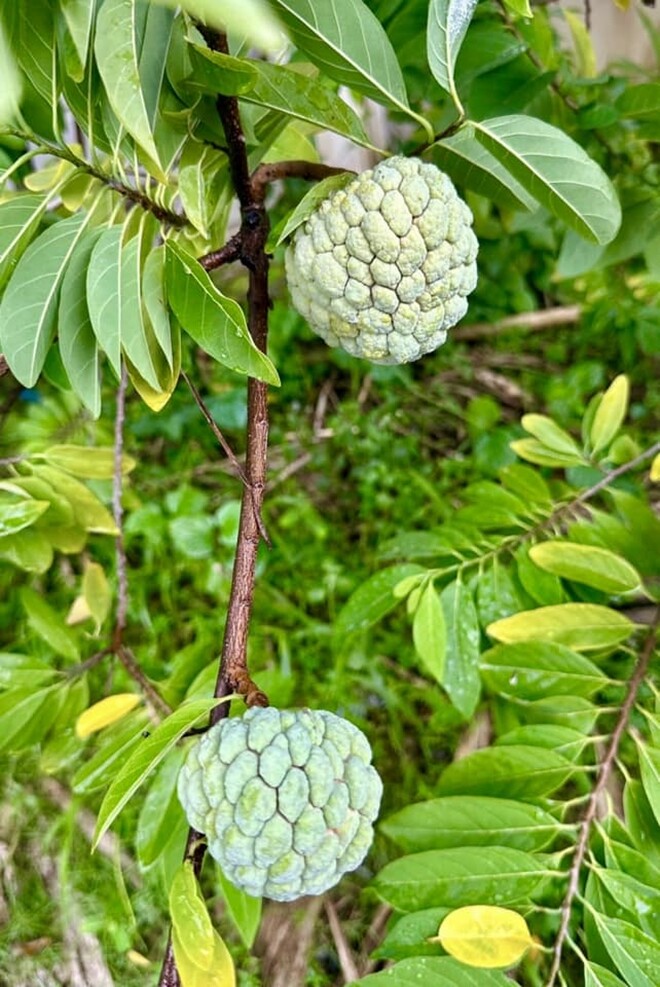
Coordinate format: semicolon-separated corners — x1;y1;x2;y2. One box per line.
592;867;660;938
72;711;151;793
166;0;283;52
136;747;186;868
616;83;660;122
177;139;229;239
496;724;588;760
21;587;80;662
481;641;607;699
0;213;93;387
60;0;95;80
373;908;449;962
83;561;112;634
94;0;162;170
170;861;216;971
636;741;660;829
623;779;660;871
0;684;65;753
381;796;559;853
510;438;585;469
93;698;228;848
142;245;175;367
501;0;532;16
432;126;537;212
374;846;543;911
0;194;48;292
585;963;628;987
0;653;58;690
216;864;262;950
27;464;118;534
440;580;480;719
515;544;564;606
499;464;552;507
165;239;279;385
335;564;425;636
473;115;622;245
57;227;103;417
592;912;660;987
0;528;54;573
412;582;446;684
487;603;635;651
86;225;123;377
269;0;430;138
564;8;597;78
477;561;521;626
352;956;511;987
528;541;640;594
520;413;583;457
590;375;629;455
188;46;370;147
38;444;135;479
277;172;355;245
0;494;50;538
427;0;479;112
436;745;574;798
120;232;161;390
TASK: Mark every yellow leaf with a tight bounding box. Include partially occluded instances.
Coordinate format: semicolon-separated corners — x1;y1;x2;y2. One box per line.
650;453;660;483
590;375;629;455
75;694;142;738
435;905;533;969
126;949;151;968
563;9;597;78
172;926;236;987
67;594;93;626
170;864;236;987
83;561;112;634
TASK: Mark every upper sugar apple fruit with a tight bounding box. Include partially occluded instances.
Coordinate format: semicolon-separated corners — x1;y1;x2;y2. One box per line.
285;156;478;364
177;707;383;902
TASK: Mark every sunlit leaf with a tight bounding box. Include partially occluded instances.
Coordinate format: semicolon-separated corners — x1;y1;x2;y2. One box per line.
76;694;142;738
487;604;635;651
435;905;533;968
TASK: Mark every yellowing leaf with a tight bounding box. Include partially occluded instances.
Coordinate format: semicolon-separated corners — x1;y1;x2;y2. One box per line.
487;603;634;651
76;694;142;738
172;925;236;987
66;594;93;626
170;862;236;985
590;375;629;455
126;949;152;968
83;561;112;633
564;9;597;78
529;542;641;594
650;453;660;483
436;905;533;968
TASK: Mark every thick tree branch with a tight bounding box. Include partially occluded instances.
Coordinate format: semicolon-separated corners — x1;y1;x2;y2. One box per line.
546;610;660;986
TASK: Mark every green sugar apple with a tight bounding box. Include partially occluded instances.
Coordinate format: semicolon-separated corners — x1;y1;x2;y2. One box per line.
285;156;478;364
177;707;383;902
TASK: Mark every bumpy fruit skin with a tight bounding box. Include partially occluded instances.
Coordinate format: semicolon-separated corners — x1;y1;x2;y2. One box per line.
285;156;478;364
177;707;383;902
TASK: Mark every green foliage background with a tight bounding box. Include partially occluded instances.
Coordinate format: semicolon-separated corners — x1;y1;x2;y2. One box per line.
0;0;659;985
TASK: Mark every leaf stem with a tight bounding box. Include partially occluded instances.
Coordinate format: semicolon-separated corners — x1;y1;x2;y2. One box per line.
545;608;659;986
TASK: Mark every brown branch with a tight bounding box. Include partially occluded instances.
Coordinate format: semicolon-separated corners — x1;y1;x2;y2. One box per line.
545;609;660;987
198;231;242;271
158;28;272;987
251;160;352;197
112;365;129;647
116;645;171;719
454;305;582;340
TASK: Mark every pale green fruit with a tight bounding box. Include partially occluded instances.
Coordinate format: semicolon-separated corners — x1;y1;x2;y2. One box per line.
177;707;383;902
285;156;478;364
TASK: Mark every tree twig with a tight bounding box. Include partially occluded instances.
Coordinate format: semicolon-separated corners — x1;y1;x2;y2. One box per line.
545;609;660;986
454;305;581;340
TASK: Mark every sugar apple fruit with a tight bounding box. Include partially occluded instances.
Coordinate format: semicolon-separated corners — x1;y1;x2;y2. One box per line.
285;156;478;364
177;707;383;902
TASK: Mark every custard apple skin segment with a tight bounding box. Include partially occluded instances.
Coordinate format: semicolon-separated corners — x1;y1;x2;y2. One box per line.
285;156;478;364
177;707;383;902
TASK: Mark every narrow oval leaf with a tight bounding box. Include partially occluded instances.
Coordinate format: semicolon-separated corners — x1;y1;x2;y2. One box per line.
86;225;123;376
381;796;560;853
353;956;512;987
216;864;262;950
529;541;640;594
170;862;215;971
278;172;355;245
94;0;162;169
436;905;533;969
592;913;660;987
481;641;608;699
0;194;48;291
39;445;136;479
441;580;481;718
487;603;635;651
0;214;89;386
436;745;574;799
412;582;446;684
21;587;80;662
28;464;118;534
269;0;431;137
335;564;425;636
374;846;543;912
72;711;151;793
76;693;142;738
635;741;660;829
58;228;103;417
0;496;50;537
427;0;479;108
137;748;186;867
432;126;536;212
165;240;279;385
510;438;585;469
82;561;112;632
92;697;229;848
473;115;622;244
172;924;236;987
520;414;582;456
590;375;629;455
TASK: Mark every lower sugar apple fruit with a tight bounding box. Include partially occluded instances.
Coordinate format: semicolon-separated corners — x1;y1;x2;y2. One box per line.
285;155;478;365
177;707;383;902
